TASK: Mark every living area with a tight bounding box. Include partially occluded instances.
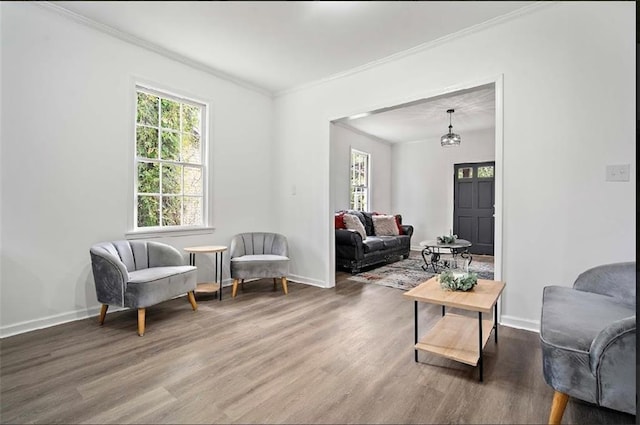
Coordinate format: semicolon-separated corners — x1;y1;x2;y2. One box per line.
1;2;636;425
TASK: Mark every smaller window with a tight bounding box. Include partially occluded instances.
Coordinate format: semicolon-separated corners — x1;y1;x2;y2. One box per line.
478;166;494;178
457;167;473;179
350;149;370;211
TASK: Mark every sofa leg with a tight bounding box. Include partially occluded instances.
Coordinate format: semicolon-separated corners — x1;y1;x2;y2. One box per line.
187;291;198;311
98;304;108;325
232;279;239;298
137;308;146;336
548;391;569;424
281;277;288;295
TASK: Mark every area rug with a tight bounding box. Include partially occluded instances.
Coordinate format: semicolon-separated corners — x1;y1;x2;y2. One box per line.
346;253;494;291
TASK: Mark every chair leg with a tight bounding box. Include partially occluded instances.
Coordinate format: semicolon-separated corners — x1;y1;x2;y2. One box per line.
98;304;109;325
232;279;239;298
281;277;288;295
548;391;569;425
137;308;146;336
187;291;198;310
241;279;244;290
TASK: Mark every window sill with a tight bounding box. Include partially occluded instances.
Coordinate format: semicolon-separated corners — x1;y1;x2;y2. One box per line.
125;226;216;240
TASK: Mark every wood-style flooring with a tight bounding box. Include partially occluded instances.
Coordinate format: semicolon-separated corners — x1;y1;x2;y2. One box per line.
0;271;635;424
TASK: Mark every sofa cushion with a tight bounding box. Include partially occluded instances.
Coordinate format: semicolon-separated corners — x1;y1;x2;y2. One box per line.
344;213;366;240
334;211;346;229
378;236;401;249
360;212;375;236
362;237;385;253
346;210;370;233
373;215;399;236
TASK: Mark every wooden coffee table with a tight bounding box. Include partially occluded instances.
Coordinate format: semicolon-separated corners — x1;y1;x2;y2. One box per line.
403;277;505;381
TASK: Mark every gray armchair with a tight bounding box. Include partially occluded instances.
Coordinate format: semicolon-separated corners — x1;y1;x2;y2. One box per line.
90;240;198;336
230;232;290;297
540;262;636;424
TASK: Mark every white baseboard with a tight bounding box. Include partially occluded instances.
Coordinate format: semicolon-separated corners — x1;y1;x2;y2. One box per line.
500;315;540;333
288;274;329;288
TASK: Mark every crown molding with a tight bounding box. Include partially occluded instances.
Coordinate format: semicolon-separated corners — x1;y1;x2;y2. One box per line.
35;1;273;98
275;2;554;98
332;121;393;146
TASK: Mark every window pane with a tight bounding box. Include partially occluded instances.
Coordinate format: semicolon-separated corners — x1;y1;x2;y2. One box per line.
137;162;160;193
160;131;180;160
183;196;202;225
184;166;202;195
162;164;182;194
182;104;201;135
136;126;158;159
137;195;159;227
137;92;158;126
478;166;494;178
458;167;473;179
160;98;180;130
162;196;181;226
182;133;201;163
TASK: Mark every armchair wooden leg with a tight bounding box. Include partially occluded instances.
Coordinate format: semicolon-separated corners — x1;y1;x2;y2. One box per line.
187;291;198;310
232;279;239;298
137;308;146;336
548;391;569;424
98;304;108;325
281;277;288;295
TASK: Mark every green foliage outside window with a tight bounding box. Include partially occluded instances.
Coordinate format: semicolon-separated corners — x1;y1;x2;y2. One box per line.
135;89;204;228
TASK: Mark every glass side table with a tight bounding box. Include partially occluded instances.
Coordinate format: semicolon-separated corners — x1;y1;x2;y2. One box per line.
184;245;228;301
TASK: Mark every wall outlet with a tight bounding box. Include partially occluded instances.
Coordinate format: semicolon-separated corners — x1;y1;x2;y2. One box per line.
605;164;630;182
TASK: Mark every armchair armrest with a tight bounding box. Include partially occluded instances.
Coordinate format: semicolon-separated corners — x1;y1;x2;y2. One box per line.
589;315;636;374
573;262;636;307
147;241;185;267
89;250;128;307
335;228;364;246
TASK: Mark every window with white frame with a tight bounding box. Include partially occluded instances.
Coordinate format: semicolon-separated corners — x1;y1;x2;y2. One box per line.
135;86;207;229
349;149;370;211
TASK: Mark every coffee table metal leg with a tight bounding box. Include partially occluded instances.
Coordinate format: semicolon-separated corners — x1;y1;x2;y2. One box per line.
494;303;498;343
414;301;418;362
217;252;223;301
442;305;445;317
478;311;483;382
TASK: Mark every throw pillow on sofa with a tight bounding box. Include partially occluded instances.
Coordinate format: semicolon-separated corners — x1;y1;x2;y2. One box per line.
372;215;399;236
343;213;367;240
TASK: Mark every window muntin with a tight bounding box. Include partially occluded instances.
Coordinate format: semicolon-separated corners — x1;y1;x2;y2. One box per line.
135;87;206;229
350;149;370;211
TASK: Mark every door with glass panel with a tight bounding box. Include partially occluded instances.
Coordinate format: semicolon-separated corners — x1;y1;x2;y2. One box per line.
453;162;495;255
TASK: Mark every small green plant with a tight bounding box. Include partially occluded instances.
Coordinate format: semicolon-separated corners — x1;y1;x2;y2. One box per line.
438;270;478;292
437;234;457;244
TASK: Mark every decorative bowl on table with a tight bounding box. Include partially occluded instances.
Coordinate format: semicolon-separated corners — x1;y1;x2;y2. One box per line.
437;270;478;292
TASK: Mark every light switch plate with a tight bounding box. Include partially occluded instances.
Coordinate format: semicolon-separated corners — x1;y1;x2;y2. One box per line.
606;164;630;182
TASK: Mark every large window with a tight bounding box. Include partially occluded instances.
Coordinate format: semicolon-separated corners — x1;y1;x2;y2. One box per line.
349;149;370;211
135;86;207;229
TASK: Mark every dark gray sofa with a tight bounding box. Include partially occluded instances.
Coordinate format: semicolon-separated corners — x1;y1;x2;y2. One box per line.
335;210;413;274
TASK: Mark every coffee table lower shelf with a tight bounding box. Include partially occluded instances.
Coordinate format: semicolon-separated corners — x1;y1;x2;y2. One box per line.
195;282;220;295
415;313;495;366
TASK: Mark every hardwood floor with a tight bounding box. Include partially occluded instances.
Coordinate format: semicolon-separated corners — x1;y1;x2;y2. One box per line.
0;275;635;424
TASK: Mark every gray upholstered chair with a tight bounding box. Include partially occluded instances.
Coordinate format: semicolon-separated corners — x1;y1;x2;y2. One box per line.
230;232;290;297
90;240;198;336
540;262;636;424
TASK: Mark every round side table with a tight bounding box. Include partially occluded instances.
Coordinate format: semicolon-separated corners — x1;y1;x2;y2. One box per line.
184;245;228;301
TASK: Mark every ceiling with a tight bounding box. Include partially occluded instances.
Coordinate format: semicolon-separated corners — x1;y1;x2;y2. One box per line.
336;84;496;144
52;1;535;95
49;1;520;143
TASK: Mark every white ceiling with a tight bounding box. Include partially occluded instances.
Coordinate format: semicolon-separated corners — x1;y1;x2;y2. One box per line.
52;1;535;95
337;84;495;144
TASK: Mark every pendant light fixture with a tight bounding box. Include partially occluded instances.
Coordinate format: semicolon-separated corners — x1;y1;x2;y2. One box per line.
441;108;461;147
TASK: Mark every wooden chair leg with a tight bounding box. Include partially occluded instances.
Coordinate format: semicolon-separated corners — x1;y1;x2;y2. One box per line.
548;391;569;425
98;304;109;325
281;277;288;295
232;279;239;298
137;308;146;336
187;291;198;310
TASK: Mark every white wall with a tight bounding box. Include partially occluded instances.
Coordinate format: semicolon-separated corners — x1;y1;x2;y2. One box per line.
0;3;274;336
274;2;635;330
330;123;391;213
393;128;495;249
